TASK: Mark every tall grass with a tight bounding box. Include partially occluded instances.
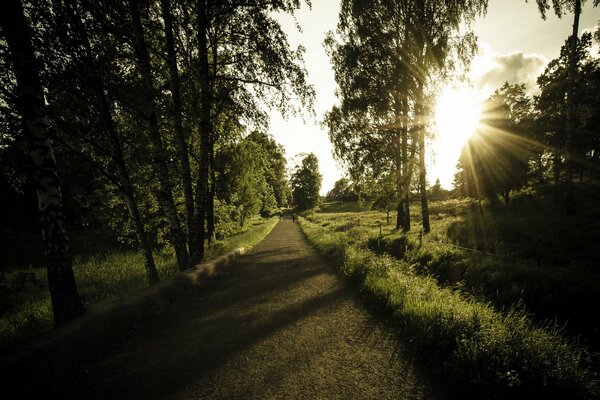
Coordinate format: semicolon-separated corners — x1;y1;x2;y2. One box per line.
299;215;599;399
0;216;279;352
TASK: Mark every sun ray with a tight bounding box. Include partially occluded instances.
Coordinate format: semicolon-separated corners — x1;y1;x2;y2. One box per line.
429;85;482;188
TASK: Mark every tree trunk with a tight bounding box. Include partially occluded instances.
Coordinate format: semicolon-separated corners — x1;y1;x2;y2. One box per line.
398;95;411;232
193;0;212;263
68;3;159;284
564;0;581;216
129;0;189;269
503;190;510;207
416;84;430;233
160;0;197;257
206;146;216;243
1;0;84;324
102;100;159;284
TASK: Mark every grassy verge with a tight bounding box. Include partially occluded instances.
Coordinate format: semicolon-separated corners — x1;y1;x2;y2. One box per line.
298;215;599;399
204;215;279;259
316;198;600;350
0;216;279;352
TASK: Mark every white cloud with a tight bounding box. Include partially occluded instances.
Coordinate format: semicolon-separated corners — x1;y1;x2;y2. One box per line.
470;43;548;97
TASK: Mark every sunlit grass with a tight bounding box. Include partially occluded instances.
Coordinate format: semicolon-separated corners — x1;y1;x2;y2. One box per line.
0;216;279;352
298;204;600;399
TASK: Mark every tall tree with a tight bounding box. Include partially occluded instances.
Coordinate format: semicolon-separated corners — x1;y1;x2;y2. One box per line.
160;0;197;259
0;0;84;323
191;0;314;261
291;153;322;210
325;0;486;232
128;0;189;269
530;0;599;214
536;32;600;183
56;0;161;284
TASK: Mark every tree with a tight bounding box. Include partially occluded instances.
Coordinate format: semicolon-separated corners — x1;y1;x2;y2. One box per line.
1;0;85;323
127;0;188;270
535;33;600;184
51;0;161;284
160;0;196;258
529;0;600;214
191;0;314;262
325;178;358;202
325;0;486;232
456;83;532;206
291;153;322;210
360;172;397;225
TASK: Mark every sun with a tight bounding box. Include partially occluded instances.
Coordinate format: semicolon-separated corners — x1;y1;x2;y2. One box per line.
435;86;481;144
429;85;482;188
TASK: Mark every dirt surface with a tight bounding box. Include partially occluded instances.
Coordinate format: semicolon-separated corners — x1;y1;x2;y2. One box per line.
47;217;439;399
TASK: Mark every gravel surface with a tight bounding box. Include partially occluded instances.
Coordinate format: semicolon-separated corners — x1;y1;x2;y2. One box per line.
47;217;439;399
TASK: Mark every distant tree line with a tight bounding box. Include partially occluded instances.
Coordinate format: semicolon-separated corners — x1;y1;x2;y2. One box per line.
0;0;313;323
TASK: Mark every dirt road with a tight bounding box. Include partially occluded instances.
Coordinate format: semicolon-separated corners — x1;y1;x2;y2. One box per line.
48;217;437;399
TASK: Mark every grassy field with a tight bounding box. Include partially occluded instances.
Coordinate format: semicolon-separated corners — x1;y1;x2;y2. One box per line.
0;215;279;352
298;194;600;399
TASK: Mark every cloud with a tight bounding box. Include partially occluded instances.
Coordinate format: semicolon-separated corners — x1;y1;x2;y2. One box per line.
470;43;548;97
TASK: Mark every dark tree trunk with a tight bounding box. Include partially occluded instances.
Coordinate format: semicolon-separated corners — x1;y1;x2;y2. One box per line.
1;0;84;323
399;96;411;232
503;190;510;207
206;146;216;243
129;0;189;269
68;3;159;284
160;0;197;259
564;0;581;216
193;0;212;263
416;85;430;233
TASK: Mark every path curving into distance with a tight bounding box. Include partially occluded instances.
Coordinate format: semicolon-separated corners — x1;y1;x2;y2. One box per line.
48;217;439;399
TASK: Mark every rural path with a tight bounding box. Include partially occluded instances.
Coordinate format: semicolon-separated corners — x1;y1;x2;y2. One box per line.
47;217;438;399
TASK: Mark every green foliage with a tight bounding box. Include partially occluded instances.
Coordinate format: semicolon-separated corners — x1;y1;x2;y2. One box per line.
291;153;322;210
324;177;357;202
535;32;600;181
217;132;287;226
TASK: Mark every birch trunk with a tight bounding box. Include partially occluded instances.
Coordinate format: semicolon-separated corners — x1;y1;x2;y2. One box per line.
192;0;212;263
68;3;159;284
1;0;84;323
129;0;189;269
160;0;197;259
416;84;430;233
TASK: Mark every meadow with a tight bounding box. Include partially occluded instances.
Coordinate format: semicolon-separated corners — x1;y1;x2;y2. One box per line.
298;189;600;399
0;215;279;352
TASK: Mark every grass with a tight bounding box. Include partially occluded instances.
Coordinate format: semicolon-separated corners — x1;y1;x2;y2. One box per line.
317;191;600;351
0;215;279;353
298;200;600;399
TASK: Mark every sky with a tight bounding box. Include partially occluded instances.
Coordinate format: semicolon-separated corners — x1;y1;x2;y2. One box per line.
270;1;600;193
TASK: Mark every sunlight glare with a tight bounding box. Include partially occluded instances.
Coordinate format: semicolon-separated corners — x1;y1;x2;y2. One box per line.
429;85;482;188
